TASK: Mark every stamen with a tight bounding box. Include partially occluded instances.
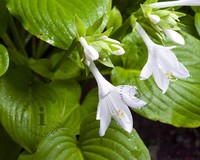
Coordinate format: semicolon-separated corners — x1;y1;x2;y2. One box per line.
118;109;125;119
165;72;172;79
165;72;177;81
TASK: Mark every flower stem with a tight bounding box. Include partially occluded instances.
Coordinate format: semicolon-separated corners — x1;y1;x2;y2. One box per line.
1;33;16;49
8;15;28;58
150;0;200;9
135;22;153;46
88;62;113;95
34;40;50;58
52;40;76;73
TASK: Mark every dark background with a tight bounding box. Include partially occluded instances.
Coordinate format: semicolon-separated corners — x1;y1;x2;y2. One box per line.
134;113;200;160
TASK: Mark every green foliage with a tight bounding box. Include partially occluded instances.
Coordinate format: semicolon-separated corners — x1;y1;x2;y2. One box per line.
121;32;148;69
75;15;86;38
6;0;111;50
195;12;200;36
107;6;122;33
0;65;100;153
0;65;80;151
18;114;150;160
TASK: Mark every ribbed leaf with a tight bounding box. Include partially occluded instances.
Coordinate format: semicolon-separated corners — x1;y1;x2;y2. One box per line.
18;114;150;160
111;32;200;128
0;65;82;152
6;0;111;49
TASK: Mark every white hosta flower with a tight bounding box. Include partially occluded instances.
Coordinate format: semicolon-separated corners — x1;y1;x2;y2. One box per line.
162;28;185;45
88;62;146;136
100;36;125;55
148;13;161;24
135;22;190;94
79;37;99;62
150;0;200;9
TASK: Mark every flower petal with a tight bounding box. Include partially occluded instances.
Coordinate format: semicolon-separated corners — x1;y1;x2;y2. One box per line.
153;67;169;94
98;98;112;136
157;48;178;72
116;85;147;109
96;102;101;120
172;62;190;78
140;61;153;80
158;46;178;65
108;92;133;133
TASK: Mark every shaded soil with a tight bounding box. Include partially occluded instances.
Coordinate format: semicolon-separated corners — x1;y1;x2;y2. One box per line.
134;113;200;160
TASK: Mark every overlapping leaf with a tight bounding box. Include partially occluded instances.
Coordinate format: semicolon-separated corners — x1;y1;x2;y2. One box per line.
0;65;82;152
0;64;100;153
6;0;111;49
111;32;200;127
18;114;150;160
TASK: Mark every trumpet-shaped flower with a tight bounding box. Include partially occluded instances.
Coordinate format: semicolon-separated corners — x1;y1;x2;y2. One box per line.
150;0;200;9
135;22;190;93
88;62;146;136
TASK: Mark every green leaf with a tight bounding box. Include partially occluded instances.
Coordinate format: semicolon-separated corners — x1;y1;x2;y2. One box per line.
181;14;198;38
8;48;28;65
0;0;8;36
0;44;9;76
62;88;98;135
81;88;98;115
195;13;200;36
29;58;53;79
0;123;21;160
6;0;111;49
191;6;200;13
86;17;104;36
111;32;200;128
69;50;85;69
107;6;122;33
0;65;82;152
18;114;150;160
121;32;148;69
78;114;150;160
75;15;86;38
50;52;81;80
